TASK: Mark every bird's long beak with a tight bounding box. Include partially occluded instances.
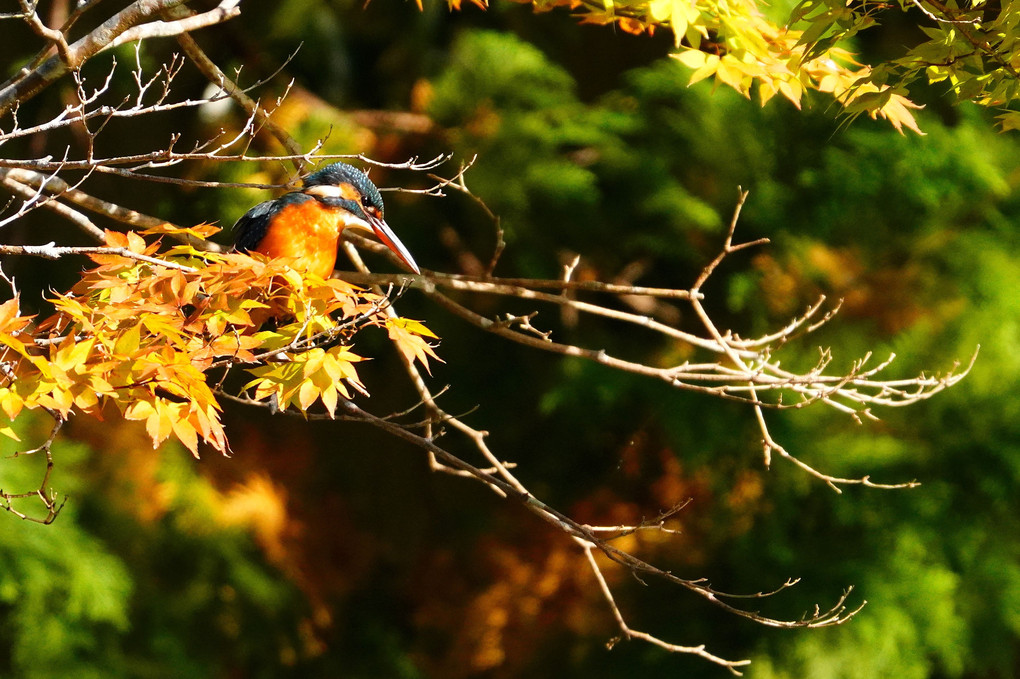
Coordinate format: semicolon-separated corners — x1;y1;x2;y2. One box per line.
365;212;420;274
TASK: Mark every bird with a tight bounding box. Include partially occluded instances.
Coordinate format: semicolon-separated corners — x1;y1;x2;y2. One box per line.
232;162;420;278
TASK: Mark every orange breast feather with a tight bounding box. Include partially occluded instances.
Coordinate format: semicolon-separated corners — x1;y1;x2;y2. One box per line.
254;200;344;279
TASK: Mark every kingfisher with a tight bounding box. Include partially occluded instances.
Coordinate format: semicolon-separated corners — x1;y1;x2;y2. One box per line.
233;162;420;277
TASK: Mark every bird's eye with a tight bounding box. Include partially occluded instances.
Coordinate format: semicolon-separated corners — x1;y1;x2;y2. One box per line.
361;195;372;207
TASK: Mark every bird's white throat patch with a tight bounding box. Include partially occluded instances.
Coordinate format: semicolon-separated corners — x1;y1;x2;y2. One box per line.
305;182;362;202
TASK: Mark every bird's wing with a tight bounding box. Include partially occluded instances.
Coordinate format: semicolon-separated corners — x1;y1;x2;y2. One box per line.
232;198;285;253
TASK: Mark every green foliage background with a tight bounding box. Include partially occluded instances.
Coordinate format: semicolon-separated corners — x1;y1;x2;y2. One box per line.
2;1;1019;677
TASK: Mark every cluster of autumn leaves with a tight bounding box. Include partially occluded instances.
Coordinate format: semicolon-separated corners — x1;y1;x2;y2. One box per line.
0;225;439;456
514;0;946;134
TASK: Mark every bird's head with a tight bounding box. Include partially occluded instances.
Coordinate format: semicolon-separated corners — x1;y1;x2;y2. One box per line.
302;162;420;274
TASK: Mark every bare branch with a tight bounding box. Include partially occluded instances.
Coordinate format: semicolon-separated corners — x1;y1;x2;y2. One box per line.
108;0;242;52
322;397;867;627
691;188;768;291
0;0;194;114
169;7;308;173
0;412;67;525
0;242;198;272
0;171;104;239
581;542;751;675
336;188;973;491
0;167;185;236
18;0;72;64
342;269;696;299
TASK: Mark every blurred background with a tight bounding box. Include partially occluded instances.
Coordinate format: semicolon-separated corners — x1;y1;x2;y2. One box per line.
1;1;1019;677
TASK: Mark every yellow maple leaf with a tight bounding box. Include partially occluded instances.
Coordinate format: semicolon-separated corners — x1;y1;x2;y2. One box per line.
140;222;222;239
386;317;443;374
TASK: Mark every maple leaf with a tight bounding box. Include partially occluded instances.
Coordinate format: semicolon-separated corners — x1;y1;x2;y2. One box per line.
386;317;443;374
0;225;442;457
140;222;222;240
